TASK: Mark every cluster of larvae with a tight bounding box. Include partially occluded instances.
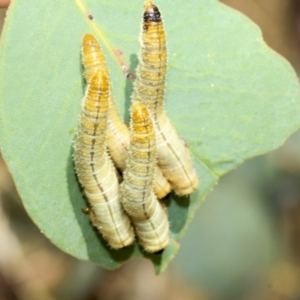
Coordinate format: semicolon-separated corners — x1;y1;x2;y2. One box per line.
73;0;198;253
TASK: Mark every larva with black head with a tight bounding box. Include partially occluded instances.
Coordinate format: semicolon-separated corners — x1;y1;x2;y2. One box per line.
73;70;134;249
121;102;169;253
81;33;171;199
132;0;198;196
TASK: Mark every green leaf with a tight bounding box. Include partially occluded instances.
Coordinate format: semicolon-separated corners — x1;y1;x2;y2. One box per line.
0;0;299;273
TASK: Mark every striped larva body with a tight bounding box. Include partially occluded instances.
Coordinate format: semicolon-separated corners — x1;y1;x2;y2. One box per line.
121;102;169;253
81;34;129;170
132;1;198;195
81;33;171;199
73;70;134;249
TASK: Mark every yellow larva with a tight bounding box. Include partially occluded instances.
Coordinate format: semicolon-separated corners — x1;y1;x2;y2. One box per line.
81;33;129;170
132;0;198;195
73;70;134;249
121;102;169;253
81;33;171;199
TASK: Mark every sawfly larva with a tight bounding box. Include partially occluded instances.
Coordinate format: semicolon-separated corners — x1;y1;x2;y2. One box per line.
132;0;198;195
81;33;129;170
121;102;169;253
73;70;134;249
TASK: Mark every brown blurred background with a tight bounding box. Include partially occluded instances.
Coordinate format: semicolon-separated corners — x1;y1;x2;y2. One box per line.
1;1;300;299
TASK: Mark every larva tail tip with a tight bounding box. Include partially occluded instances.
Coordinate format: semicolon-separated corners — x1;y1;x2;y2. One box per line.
132;101;143;110
131;102;149;123
82;33;97;46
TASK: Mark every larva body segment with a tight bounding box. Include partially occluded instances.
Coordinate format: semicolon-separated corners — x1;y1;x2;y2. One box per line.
132;1;198;195
121;102;169;253
74;70;134;249
81;33;171;199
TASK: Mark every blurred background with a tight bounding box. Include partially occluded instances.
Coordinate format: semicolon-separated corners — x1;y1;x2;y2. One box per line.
1;0;300;299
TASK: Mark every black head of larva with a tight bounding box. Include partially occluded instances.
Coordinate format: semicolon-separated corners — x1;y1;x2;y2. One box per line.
144;5;161;22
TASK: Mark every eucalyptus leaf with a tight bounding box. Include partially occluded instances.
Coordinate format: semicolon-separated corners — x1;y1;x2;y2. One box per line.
0;0;299;274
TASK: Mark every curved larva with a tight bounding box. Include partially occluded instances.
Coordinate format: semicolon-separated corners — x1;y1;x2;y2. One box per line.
81;33;171;199
132;1;198;195
121;102;169;253
73;70;134;249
